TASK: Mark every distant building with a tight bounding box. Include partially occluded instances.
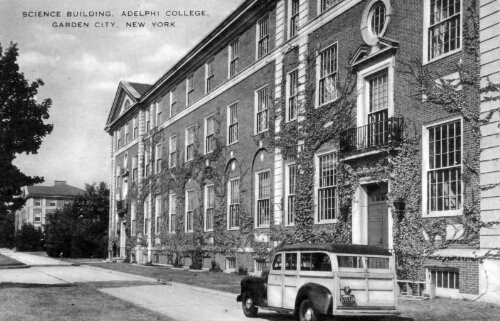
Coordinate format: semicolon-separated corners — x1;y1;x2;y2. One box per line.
15;181;84;230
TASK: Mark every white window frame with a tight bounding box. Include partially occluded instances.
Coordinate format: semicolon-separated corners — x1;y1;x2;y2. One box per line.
169;135;178;168
316;42;338;107
314;150;338;224
356;56;395;128
185;190;195;233
124;122;129;145
319;0;342;14
132;154;138;182
146;105;151;132
116;129;122;150
185;126;195;162
34;209;42;224
133;116;138;139
34;198;42;206
228;177;240;230
288;0;300;39
284;163;297;226
423;0;463;64
205;115;215;154
205;57;215;94
205;184;215;231
226;257;236;271
426;267;460;297
256;15;270;59
227;102;239;145
228;39;240;78
155;143;162;174
255;85;269;134
156;99;163;126
144;195;151;235
254;258;267;272
49;199;56;207
422;117;463;217
131;202;137;236
145;150;151;177
155;195;162;235
186;74;194;107
170;87;178;118
169;193;177;233
286;69;299;122
255;170;271;228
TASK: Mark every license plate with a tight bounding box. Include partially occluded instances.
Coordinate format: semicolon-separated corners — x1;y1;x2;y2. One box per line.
341;295;355;303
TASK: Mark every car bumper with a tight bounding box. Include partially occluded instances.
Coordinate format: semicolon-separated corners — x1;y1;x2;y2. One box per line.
334;309;401;317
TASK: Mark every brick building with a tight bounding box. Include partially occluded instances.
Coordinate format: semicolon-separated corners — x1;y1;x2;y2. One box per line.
105;0;500;302
15;181;84;230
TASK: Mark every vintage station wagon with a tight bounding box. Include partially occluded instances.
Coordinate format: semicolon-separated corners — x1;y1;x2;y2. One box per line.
237;243;400;320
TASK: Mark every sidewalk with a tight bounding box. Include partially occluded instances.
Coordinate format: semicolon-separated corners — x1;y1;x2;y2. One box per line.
0;248;72;267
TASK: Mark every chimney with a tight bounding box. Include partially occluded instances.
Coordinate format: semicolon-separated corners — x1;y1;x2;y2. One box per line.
54;181;67;186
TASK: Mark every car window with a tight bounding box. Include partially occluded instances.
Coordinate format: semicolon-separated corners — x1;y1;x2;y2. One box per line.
285;253;297;270
301;252;331;271
338;256;363;268
272;254;282;270
366;257;390;269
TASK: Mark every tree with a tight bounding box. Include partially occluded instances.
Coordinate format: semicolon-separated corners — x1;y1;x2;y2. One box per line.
0;42;53;214
15;223;44;251
0;211;15;247
45;182;109;258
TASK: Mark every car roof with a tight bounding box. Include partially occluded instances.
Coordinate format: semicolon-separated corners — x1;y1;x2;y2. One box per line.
277;243;392;256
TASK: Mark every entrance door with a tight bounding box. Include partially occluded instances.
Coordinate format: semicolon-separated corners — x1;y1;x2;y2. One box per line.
120;222;126;258
368;184;389;248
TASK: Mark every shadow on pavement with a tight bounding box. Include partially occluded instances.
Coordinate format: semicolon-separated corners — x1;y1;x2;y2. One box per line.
255;311;414;321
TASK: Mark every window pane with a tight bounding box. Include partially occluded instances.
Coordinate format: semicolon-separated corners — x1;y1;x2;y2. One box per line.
285;253;297;270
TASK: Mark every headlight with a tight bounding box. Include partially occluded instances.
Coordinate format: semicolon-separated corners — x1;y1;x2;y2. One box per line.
344;286;351;295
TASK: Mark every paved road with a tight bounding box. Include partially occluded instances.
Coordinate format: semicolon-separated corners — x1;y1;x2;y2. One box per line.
0;249;287;321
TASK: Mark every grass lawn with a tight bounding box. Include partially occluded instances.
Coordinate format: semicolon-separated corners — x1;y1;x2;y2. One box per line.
0;254;25;268
0;282;173;321
93;262;500;321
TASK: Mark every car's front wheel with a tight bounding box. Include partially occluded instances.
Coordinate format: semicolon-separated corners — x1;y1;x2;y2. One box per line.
299;299;317;321
242;291;258;318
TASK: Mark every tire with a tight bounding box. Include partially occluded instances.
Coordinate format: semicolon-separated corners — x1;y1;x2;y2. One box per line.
299;299;318;321
242;291;258;318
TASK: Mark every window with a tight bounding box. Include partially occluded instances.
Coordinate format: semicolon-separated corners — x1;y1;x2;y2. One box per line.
256;171;271;227
145;150;151;177
368;70;389;146
431;269;459;289
156;99;163;126
48;199;56;207
427;0;461;61
125;122;129;144
300;253;332;271
34;198;42;206
116;130;122;150
155;196;162;234
169;194;177;233
426;120;462;215
185;127;194;161
169;135;178;168
321;0;342;13
257;16;269;59
255;259;267;272
285;253;297;270
318;44;338;106
186;190;194;232
187;74;194;107
170;87;178;117
133;116;138;139
205;185;215;231
131;203;137;235
338;256;363;268
228;102;239;144
228;178;240;229
289;0;300;38
206;58;214;94
144;196;151;235
287;70;299;122
155;143;162;174
272;254;282;270
34;209;42;223
132;155;138;182
256;86;269;133
226;257;236;270
366;257;390;269
205;115;215;154
317;152;337;222
369;1;386;36
286;164;296;226
229;40;239;77
146;106;151;132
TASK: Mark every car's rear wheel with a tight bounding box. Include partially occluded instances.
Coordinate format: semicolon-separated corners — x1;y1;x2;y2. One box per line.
299;299;317;321
242;291;258;318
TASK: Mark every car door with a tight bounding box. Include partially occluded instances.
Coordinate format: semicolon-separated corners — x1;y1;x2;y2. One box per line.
267;253;283;308
282;252;299;310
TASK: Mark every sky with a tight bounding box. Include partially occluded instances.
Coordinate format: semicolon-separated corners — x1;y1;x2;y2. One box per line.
0;0;242;189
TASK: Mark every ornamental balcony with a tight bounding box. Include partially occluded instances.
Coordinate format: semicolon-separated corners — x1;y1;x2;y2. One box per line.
117;199;128;218
339;117;404;155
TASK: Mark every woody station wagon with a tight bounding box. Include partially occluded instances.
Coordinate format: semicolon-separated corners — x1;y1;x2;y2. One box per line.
237;243;400;321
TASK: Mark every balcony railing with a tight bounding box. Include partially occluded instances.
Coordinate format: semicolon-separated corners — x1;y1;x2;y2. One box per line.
340;117;404;153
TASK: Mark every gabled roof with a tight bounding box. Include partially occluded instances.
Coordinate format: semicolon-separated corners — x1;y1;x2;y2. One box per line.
105;81;152;129
278;243;392;256
127;82;152;97
26;182;84;198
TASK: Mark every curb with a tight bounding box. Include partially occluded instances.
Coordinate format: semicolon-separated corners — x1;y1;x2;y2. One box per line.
0;264;29;270
80;264;237;299
27;264;74;267
0;282;75;288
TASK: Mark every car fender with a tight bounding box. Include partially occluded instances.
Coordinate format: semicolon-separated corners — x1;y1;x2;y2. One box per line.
295;282;333;315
